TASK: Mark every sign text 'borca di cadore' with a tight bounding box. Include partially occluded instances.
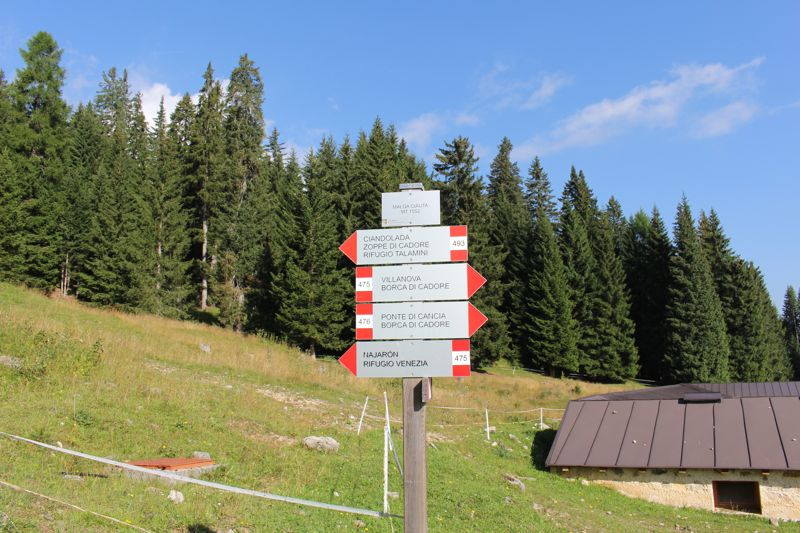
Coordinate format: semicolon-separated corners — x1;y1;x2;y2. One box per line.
337;184;487;532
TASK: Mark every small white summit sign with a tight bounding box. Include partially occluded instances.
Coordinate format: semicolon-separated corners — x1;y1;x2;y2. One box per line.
381;190;440;227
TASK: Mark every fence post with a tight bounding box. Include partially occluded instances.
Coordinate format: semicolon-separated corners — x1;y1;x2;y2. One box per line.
383;392;390;515
357;396;369;435
484;406;490;441
539;407;543;430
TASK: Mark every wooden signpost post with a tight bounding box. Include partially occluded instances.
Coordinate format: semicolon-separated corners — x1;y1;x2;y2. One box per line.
338;183;487;532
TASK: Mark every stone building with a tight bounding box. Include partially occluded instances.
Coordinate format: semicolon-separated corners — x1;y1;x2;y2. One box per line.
546;382;800;521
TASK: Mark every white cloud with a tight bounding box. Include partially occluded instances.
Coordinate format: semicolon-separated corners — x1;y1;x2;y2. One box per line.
130;76;230;126
398;113;445;151
138;82;184;126
522;73;572;109
454;112;480;126
285;141;312;162
693;101;758;138
327;96;340;111
476;64;570;111
514;58;763;158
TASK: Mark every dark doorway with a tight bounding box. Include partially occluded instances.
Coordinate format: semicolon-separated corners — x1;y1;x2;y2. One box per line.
712;481;761;514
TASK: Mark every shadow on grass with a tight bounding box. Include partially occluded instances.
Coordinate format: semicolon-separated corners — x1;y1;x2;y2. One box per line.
188;307;222;327
530;429;557;471
187;525;216;533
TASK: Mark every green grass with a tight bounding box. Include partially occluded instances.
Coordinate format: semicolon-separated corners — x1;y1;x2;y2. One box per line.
0;282;794;532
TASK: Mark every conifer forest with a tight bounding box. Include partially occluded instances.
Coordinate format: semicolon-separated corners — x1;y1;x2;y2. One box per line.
2;32;798;384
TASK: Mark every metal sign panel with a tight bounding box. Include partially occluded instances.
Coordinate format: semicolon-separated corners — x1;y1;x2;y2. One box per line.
355;301;487;340
354;263;486;302
381;190;440;227
339;225;467;265
339;340;471;378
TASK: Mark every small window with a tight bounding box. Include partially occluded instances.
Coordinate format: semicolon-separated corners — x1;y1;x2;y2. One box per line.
713;481;761;514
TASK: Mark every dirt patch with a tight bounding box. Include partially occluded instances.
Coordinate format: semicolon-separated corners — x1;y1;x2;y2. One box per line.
255;386;328;411
426;432;452;444
228;420;298;447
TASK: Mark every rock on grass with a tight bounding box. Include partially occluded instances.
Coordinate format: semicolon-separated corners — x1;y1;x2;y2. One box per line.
302;436;340;453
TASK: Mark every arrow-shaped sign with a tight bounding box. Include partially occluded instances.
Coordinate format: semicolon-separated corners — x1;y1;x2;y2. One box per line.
339;225;467;265
339;340;471;378
355;263;486;303
355;301;488;340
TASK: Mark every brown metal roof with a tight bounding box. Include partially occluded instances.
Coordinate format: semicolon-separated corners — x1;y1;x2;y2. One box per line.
546;382;800;470
578;381;800;401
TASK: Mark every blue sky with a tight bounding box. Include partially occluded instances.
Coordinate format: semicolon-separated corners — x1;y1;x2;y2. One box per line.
2;1;799;304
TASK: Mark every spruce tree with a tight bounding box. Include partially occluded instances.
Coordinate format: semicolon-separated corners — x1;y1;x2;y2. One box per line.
77;68;150;308
7;31;70;290
274;141;350;354
523;157;558;222
588;213;639;381
782;286;800;378
150;98;192;317
622;208;671;381
187;64;225;311
485;137;529;361
558;204;599;374
434;137;511;368
663;198;729;383
519;206;579;375
215;54;266;328
62;103;104;297
349;119;388;229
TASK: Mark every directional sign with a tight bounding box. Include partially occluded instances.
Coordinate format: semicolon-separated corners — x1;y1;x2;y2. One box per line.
339;225;467;265
355;301;487;340
355;263;486;303
381;190;440;227
339;340;471;378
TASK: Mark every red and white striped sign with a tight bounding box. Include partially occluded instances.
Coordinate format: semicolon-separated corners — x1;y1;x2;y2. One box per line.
339;225;468;265
338;340;471;378
355;301;487;340
354;263;486;303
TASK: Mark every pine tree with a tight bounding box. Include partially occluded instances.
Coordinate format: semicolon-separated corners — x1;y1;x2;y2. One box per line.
61;103;104;297
215;54;266;329
275;141;350;354
187;64;225;311
485;137;529;361
349;119;389;229
622;208;671;381
698;209;736;322
246;129;289;333
558;204;599;374
588;213;639;381
663;198;729;383
519;206;579;375
434;137;511;368
150;98;192;317
7;31;70;290
77;68;150;308
523;157;558;222
782;286;800;378
605;196;627;255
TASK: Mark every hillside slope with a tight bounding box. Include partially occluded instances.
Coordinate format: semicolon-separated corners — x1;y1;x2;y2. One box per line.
0;283;792;532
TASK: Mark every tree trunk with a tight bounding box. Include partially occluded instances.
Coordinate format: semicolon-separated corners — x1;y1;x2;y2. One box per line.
60;253;69;296
200;217;208;310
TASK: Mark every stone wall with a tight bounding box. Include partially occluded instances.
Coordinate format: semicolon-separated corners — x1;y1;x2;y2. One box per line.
555;467;800;522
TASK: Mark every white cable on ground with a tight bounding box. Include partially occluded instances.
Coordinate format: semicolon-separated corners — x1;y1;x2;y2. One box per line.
0;478;154;532
1;432;398;519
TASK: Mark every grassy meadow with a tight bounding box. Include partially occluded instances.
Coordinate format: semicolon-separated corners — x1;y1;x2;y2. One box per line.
0;283;794;532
